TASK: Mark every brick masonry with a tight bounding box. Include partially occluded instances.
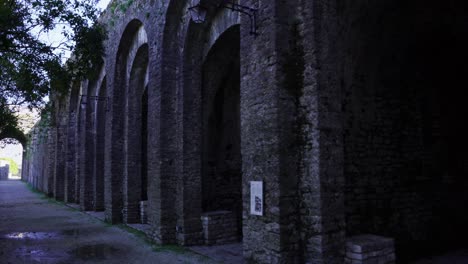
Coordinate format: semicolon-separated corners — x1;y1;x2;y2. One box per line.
21;0;468;263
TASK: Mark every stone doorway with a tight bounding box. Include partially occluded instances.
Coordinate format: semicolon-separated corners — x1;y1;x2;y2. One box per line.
201;25;242;245
124;42;149;224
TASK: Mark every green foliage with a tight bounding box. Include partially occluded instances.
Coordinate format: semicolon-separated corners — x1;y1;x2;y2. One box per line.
0;111;27;147
0;103;18;135
26;182;60;203
115;224;190;254
0;157;19;175
0;0;107;134
109;0;134;14
26;182;43;194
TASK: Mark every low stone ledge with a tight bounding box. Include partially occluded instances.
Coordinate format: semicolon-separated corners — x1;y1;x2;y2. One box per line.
346;234;395;264
201;210;238;245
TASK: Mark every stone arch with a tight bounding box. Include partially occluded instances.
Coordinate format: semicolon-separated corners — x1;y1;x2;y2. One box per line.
178;3;241;245
200;24;242;242
202;7;241;60
106;19;147;223
0;133;26;182
0;126;27;148
81;64;106;211
0;137;24;181
124;41;149;224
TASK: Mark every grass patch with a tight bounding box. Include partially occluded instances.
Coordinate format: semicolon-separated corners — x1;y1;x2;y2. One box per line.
117;224;148;240
102;219;114;227
25;182;67;206
25;182;43;195
65;205;79;211
116;224;190;254
152;244;188;254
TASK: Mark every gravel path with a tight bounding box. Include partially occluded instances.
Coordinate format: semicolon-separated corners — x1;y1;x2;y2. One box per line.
0;180;218;264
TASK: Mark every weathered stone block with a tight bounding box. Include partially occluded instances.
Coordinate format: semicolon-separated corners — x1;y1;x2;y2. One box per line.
201;211;238;245
345;235;395;264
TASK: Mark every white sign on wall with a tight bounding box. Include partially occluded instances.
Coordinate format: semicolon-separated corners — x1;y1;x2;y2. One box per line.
250;181;263;216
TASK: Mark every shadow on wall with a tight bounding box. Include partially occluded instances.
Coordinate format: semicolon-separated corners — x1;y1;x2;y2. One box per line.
341;0;468;262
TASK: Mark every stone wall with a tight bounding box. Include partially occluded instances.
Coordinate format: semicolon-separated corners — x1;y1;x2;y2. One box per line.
340;1;468;261
22;0;468;263
24;123;52;194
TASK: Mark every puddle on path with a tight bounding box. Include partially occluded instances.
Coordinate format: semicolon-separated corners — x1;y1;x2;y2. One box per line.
2;229;99;240
4;232;62;240
69;244;121;261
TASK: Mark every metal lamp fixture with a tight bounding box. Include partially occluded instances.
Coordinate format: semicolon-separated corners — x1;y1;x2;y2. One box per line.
188;0;258;35
80;94;110;112
188;3;208;23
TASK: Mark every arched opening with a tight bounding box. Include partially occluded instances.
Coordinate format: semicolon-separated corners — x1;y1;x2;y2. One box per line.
0;138;23;180
109;19;145;224
94;77;106;211
125;43;149;224
80;64;106;211
201;25;242;243
178;6;241;246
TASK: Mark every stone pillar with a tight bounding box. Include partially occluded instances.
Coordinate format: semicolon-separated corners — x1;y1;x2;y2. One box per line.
147;2;179;243
105;39;126;224
65;109;77;203
241;1;280;262
54;116;66;200
299;1;345;263
20;151;29;181
241;0;345;263
21;150;27;181
80;83;95;211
